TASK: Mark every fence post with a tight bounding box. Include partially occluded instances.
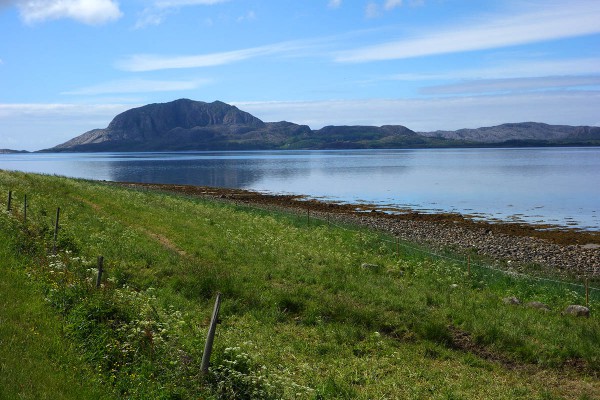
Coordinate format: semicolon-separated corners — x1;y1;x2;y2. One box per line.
7;190;12;212
96;256;104;289
201;292;222;374
52;207;60;253
307;209;310;226
585;278;589;308
23;195;27;223
467;254;471;276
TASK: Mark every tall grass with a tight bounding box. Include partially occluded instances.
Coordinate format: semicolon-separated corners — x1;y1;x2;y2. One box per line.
1;169;599;399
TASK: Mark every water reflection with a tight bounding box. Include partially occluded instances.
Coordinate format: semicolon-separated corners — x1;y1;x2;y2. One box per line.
0;148;598;230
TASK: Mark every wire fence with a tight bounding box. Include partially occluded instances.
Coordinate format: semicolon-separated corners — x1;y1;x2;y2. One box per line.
5;187;599;305
225;199;600;301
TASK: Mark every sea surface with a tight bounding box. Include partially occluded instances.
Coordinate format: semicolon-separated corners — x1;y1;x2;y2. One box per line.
1;148;599;231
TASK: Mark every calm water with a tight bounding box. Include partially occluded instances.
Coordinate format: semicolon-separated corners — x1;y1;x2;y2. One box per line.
1;148;599;230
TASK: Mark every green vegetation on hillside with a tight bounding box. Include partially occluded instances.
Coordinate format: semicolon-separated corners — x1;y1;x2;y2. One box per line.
0;170;598;399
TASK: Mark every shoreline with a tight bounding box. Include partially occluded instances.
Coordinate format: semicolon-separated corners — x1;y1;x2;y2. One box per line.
115;181;600;278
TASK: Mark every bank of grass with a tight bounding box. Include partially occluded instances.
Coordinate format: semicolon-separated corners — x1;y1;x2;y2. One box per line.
0;169;599;399
0;208;114;399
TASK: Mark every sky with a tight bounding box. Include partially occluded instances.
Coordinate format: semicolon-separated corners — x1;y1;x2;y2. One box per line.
1;0;599;151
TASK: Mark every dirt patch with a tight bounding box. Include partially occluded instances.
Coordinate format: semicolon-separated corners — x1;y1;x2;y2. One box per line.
139;228;189;258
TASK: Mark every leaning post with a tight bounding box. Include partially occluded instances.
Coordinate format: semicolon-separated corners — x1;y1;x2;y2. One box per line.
52;207;60;253
7;190;12;212
201;292;222;374
96;256;104;289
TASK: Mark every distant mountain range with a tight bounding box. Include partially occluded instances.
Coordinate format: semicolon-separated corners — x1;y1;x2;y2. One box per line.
0;149;29;154
43;99;600;152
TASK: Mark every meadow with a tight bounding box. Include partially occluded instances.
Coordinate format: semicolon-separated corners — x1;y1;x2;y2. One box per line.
0;169;598;399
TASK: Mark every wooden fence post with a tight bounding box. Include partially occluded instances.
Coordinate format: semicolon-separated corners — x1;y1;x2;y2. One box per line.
96;256;104;289
585;278;589;308
23;195;27;223
201;292;222;374
52;207;60;253
7;190;12;212
307;209;310;226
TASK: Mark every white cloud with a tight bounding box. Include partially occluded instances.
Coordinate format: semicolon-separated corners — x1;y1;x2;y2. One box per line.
154;0;229;8
134;8;172;29
386;57;600;82
237;10;256;22
420;75;600;95
384;0;402;10
365;2;381;18
338;1;600;62
328;0;342;9
61;78;212;95
366;0;402;17
116;40;310;71
17;0;122;25
135;0;228;28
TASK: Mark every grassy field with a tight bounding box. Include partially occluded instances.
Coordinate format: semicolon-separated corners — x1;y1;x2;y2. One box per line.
0;169;599;399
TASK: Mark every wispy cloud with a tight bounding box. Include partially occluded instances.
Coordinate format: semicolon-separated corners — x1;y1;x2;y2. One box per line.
421;75;600;95
384;0;403;10
135;0;229;28
365;0;404;18
154;0;229;8
14;0;122;25
116;40;312;71
338;1;600;62
236;10;256;22
365;2;381;18
387;57;600;82
328;0;342;9
61;78;212;95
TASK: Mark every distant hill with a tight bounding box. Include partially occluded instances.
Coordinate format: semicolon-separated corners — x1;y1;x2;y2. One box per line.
44;99;600;152
419;122;600;145
0;149;29;154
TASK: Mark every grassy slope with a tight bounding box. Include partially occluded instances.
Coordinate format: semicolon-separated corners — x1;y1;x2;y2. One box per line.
0;169;599;399
0;212;114;399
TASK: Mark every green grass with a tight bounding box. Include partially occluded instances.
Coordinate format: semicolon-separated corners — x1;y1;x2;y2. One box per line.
1;169;599;399
0;208;115;400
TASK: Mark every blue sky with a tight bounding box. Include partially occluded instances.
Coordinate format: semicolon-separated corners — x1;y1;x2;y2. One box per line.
1;0;599;151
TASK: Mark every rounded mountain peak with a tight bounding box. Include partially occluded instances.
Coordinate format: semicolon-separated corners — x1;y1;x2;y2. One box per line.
107;99;265;135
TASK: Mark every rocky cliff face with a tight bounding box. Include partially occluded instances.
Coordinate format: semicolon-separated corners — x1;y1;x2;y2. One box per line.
53;99;270;150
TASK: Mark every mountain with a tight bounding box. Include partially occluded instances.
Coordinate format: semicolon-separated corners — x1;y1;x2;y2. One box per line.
420;122;600;144
0;149;29;154
45;99;600;152
50;99;310;151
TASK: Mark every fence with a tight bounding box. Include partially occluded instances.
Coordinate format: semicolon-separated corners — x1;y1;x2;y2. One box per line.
222;197;600;306
4;188;599;305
